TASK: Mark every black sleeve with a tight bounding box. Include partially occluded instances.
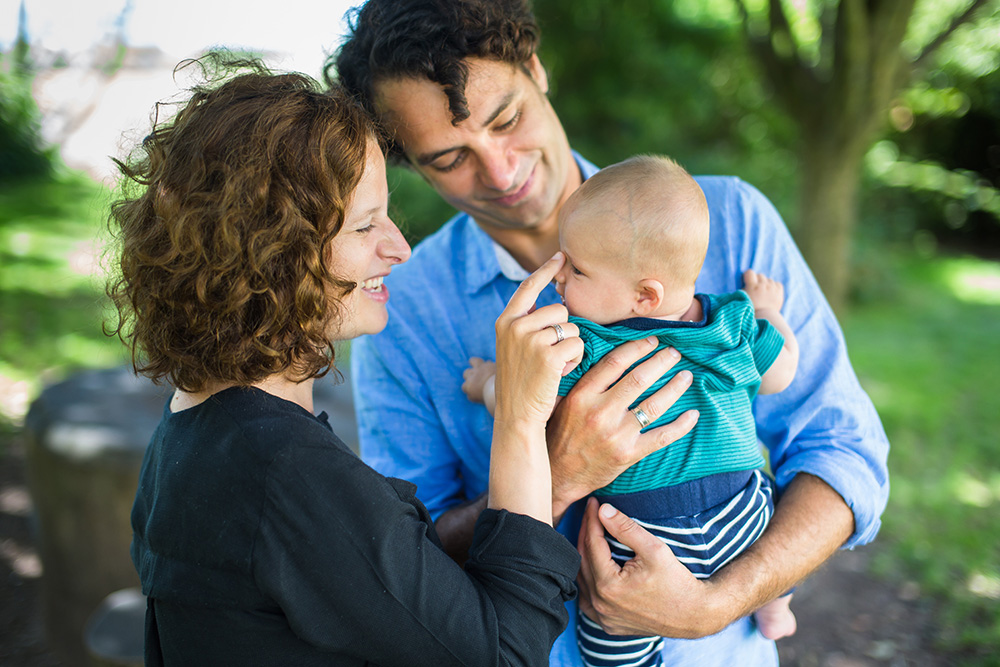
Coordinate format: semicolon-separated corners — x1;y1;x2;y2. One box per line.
253;441;579;667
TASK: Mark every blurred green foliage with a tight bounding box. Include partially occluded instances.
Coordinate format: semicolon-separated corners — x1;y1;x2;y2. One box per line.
0;54;55;180
0;172;124;407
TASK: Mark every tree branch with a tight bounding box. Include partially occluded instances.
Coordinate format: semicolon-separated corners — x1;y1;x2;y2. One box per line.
732;0;822;118
831;0;871;132
914;0;991;68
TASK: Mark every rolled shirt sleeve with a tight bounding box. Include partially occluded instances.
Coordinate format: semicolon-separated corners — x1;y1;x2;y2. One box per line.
694;176;890;547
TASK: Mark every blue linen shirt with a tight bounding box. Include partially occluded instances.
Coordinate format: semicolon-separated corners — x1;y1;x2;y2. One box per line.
350;153;890;666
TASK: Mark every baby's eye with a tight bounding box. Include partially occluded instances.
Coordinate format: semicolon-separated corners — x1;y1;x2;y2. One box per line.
571;265;584;276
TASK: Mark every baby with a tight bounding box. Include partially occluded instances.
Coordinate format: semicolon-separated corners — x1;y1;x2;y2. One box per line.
462;155;799;665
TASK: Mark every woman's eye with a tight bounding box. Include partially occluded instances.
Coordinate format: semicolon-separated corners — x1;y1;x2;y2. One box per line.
356;224;375;234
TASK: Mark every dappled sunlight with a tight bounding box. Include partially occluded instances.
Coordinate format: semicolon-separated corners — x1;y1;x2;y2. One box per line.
67;239;102;278
940;258;1000;305
0;537;41;579
0;374;31;424
950;470;998;508
0;485;41;579
866;140;1000;224
967;572;1000;600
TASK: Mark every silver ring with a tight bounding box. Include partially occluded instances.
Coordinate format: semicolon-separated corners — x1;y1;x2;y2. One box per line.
631;407;652;429
551;323;565;344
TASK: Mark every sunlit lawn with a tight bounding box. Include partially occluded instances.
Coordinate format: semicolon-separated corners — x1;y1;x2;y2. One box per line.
844;253;1000;656
1;171;999;656
0;170;125;422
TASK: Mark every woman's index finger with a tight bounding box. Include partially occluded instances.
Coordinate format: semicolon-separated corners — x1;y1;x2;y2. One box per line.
506;252;565;316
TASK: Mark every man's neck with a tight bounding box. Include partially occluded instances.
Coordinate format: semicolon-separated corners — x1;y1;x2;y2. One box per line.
484;224;561;273
477;161;583;273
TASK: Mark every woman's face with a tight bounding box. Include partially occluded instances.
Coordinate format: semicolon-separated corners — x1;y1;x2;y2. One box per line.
327;144;411;340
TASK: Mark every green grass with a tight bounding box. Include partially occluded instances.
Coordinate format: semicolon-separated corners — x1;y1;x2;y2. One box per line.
0;170;126;425
843;252;1000;658
2;171;999;657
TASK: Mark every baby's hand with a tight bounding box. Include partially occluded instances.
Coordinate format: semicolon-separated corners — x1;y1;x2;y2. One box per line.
742;269;785;312
462;357;497;404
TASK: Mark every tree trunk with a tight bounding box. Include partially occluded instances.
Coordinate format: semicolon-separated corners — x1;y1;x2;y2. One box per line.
794;132;869;316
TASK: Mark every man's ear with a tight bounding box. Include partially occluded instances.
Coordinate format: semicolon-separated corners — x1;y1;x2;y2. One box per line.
524;54;549;94
634;279;663;316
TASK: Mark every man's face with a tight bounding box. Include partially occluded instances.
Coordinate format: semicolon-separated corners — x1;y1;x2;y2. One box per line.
374;56;577;236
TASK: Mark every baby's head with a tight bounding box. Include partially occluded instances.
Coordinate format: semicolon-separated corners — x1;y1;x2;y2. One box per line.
554;155;709;324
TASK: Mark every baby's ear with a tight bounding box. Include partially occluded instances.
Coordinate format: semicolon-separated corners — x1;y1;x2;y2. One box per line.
634;279;663;316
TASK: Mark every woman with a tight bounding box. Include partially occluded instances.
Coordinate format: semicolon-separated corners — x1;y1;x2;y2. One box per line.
106;57;585;666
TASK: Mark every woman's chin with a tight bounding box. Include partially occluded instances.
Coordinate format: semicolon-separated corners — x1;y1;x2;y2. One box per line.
332;318;389;341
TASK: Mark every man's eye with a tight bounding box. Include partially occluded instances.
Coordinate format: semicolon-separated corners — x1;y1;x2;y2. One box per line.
435;151;467;173
496;110;522;132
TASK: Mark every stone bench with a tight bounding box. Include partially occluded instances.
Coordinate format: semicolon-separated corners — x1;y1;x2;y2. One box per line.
84;588;145;667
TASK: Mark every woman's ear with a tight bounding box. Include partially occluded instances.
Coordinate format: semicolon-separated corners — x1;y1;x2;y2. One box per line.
633;279;663;316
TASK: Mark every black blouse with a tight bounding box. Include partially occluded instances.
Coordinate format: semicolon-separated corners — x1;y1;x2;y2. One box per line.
131;387;579;666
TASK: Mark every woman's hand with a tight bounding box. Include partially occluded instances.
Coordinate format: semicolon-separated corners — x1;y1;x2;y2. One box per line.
492;252;584;426
577;498;728;639
487;253;583;524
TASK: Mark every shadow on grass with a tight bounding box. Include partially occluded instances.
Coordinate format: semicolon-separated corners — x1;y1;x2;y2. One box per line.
844;252;1000;657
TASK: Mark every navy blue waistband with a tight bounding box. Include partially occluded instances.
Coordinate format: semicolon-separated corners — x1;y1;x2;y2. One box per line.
597;470;757;519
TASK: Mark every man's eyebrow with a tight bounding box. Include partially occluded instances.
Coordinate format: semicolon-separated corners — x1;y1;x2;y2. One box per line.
483;91;516;126
414;91;517;167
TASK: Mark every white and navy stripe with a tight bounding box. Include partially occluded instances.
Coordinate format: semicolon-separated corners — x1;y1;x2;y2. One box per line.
577;470;775;667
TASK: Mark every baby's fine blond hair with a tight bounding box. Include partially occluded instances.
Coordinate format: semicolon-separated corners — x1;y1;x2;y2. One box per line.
568;155;709;289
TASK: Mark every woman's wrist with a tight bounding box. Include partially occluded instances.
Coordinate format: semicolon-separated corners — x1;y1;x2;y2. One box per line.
488;417;553;525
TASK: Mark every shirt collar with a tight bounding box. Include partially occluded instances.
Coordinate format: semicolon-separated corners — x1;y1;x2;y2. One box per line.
460;151;601;294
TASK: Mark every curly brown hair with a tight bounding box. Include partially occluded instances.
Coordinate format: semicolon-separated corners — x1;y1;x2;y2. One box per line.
106;56;378;393
328;0;539;161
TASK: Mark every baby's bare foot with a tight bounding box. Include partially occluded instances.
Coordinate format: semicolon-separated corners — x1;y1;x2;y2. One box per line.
755;595;797;640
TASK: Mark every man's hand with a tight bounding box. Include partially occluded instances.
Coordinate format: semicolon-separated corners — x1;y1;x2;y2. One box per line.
576;498;724;639
577;474;854;639
546;338;699;518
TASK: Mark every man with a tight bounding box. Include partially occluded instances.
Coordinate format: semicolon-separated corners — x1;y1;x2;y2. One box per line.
326;1;889;664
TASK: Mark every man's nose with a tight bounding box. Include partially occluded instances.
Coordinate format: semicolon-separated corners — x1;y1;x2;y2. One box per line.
478;147;518;192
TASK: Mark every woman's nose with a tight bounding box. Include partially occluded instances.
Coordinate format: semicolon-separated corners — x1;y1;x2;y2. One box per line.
381;219;412;264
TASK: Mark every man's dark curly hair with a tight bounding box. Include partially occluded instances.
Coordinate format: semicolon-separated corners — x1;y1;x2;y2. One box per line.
327;0;539;161
106;55;378;393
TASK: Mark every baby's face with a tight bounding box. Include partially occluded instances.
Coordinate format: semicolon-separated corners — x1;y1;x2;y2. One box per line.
554;209;639;325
